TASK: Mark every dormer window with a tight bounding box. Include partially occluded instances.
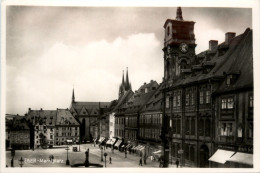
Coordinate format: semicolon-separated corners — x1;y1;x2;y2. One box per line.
226;75;232;85
167;26;170;36
145;88;148;93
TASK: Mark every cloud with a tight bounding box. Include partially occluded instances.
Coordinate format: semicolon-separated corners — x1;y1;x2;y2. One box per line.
194;20;225;54
6;33;163;114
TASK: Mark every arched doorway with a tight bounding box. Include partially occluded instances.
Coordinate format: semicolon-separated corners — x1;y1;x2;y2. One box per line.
199;144;209;168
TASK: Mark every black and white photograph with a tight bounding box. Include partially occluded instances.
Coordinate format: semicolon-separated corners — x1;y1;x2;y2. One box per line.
1;0;260;172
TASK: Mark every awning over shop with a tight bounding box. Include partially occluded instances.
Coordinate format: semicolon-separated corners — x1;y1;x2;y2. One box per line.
153;150;162;155
114;139;122;147
98;137;105;143
126;144;131;149
227;152;253;165
209;149;235;164
139;146;145;151
106;139;112;144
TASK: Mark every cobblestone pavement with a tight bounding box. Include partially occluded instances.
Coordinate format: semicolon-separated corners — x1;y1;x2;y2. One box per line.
6;144;181;168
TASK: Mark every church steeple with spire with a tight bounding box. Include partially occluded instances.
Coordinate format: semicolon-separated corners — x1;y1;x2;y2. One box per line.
72;88;75;103
118;68;132;99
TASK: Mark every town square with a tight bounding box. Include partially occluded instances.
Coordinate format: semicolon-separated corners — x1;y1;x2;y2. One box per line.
3;2;257;170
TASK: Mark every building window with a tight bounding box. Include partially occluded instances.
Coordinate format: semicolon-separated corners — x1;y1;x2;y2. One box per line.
172;119;176;134
221;99;227;109
220;123;233;136
185;118;190;135
191;92;195;105
227;98;234;109
50;135;53;139
166;96;170;108
185;92;190;106
173;95;177;107
206;90;210;104
222;97;234;109
191;118;195;135
249;95;253;108
199;91;204;104
226;75;232;85
237;125;243;137
167;26;170;36
177;94;181;107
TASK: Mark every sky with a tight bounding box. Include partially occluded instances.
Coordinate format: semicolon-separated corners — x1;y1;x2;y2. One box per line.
5;6;252;115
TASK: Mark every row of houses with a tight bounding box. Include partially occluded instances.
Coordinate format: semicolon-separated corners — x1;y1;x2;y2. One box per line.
92;7;253;168
6;7;253;168
6;108;80;149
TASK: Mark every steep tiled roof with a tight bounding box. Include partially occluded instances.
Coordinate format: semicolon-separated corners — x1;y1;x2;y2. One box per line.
26;109;57;126
215;29;253;93
6;117;30;130
56;109;80;126
113;90;134;111
165;28;252;89
125;81;159;114
71;101;110;116
140;83;164;113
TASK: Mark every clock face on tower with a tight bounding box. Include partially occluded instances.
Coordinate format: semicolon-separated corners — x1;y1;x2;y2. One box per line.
180;43;188;53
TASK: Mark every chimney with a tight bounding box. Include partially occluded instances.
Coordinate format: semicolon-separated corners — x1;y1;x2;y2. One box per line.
40;108;43;111
209;40;218;51
225;32;236;44
150;80;153;83
28;108;31;111
144;82;146;85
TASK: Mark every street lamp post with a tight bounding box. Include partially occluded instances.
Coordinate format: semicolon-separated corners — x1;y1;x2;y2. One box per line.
104;152;107;167
65;145;70;165
11;148;15;167
19;157;24;167
101;147;104;162
125;148;127;158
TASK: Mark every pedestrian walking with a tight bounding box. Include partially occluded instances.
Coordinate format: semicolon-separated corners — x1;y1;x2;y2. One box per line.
139;158;142;166
144;157;146;165
109;156;112;164
49;155;52;161
176;159;180;168
51;155;54;162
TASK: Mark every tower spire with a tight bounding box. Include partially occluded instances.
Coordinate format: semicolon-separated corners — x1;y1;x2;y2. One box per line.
176;7;184;21
72;87;75;103
122;70;125;85
125;67;130;90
